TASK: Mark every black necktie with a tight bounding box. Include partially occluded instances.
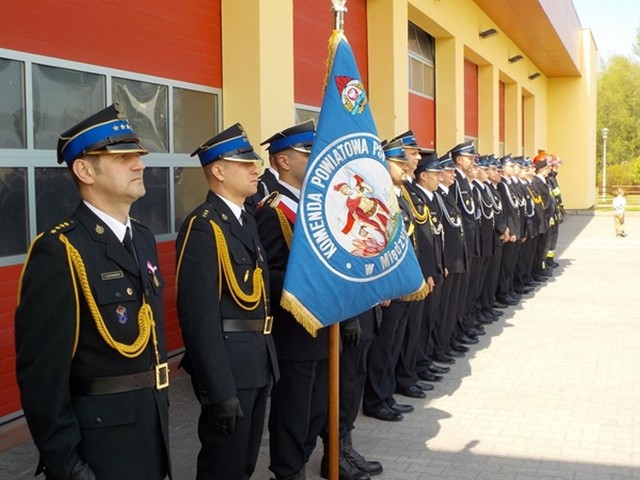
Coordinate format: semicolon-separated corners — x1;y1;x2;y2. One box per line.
240;210;251;229
123;227;137;262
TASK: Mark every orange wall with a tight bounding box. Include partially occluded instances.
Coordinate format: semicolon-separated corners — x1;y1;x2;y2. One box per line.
2;0;222;87
409;93;436;152
294;0;368;107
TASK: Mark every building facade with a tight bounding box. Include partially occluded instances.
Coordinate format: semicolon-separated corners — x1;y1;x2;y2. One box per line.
0;0;596;421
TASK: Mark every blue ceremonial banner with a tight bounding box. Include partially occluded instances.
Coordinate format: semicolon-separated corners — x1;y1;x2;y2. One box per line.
281;31;428;336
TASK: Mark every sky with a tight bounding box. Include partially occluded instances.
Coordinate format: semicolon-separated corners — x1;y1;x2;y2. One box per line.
572;0;639;59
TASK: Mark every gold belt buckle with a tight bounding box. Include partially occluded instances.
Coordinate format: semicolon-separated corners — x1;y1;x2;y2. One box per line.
155;362;170;390
263;315;273;335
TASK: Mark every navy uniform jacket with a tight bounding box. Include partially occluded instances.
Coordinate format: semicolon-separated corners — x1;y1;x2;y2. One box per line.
498;178;521;240
454;170;480;256
176;191;279;405
15;202;170;480
435;186;468;274
488;182;508;247
405;181;444;279
254;185;329;361
473;180;496;257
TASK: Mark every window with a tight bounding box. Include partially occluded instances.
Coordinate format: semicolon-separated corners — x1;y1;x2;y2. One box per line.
0;167;28;256
295;104;320;124
0;58;26;149
33;64;105;150
408;23;435;98
0;51;220;262
113;78;168;153
174;88;218;154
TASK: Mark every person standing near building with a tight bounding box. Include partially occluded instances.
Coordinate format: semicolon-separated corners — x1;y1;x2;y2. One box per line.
176;123;279;479
613;187;628;237
254;121;333;480
15;103;171;480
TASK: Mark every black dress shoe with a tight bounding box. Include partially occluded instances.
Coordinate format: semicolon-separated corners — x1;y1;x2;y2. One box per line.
493;301;509;309
446;349;465;357
467;327;485;336
420;373;442;383
514;286;533;294
432;354;456;364
428;364;450;374
464;331;478;340
490;308;504;316
415;380;435;391
532;275;548;282
397;385;426;398
458;335;478;345
476;316;493;325
525;281;540;288
389;402;414;413
496;296;518;306
509;291;522;299
363;406;403;422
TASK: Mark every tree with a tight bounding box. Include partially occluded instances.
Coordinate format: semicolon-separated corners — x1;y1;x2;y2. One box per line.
596;54;640;184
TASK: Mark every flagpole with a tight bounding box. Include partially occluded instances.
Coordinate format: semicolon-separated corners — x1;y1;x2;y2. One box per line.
328;4;347;479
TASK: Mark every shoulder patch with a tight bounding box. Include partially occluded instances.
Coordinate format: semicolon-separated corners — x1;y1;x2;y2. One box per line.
259;191;280;209
48;219;75;235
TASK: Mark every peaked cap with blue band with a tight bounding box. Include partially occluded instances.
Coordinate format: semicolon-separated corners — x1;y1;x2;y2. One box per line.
438;152;455;170
261;120;316;155
415;152;442;175
382;138;408;162
448;140;477;159
191;122;262;166
500;154;515;166
389;129;427;150
57;102;147;166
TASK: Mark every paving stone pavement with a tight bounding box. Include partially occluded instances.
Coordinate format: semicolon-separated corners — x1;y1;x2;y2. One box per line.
2;212;639;480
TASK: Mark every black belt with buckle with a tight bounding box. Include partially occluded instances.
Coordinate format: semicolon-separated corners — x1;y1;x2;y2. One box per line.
71;363;169;396
222;316;273;335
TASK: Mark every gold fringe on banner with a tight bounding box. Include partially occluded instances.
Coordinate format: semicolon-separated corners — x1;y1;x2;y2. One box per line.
281;290;325;337
400;280;430;302
321;30;346;98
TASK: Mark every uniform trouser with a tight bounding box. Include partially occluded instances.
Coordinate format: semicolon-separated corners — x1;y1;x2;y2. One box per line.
321;313;375;443
363;300;411;412
434;271;464;354
465;255;492;329
498;240;520;299
522;238;537;282
455;257;476;340
396;299;424;390
415;279;444;373
548;222;559;254
269;358;329;478
197;384;270;480
514;238;533;288
532;232;550;276
481;243;502;311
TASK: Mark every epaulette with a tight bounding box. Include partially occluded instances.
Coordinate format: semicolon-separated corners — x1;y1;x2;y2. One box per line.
259;191;280;209
47;219;76;235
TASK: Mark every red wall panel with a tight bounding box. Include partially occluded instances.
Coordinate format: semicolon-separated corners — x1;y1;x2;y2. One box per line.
294;0;368;107
464;59;479;139
408;93;436;151
0;240;180;419
2;0;222;87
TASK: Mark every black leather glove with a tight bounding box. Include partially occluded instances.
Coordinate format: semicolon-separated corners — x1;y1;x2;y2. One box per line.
340;318;362;347
70;458;97;480
204;396;244;436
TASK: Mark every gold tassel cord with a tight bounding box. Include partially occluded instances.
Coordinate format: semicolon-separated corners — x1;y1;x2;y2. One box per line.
401;186;429;225
59;234;151;358
275;208;293;249
321;30;346;98
210;220;266;311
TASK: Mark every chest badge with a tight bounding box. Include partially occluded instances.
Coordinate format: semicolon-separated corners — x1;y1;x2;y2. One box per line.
115;305;128;324
95;224;105;235
147;260;161;288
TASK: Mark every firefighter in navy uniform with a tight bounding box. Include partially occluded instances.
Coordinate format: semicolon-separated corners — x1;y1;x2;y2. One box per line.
254;121;333;480
176;123;279;480
15;103;170;480
363;139;427;422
